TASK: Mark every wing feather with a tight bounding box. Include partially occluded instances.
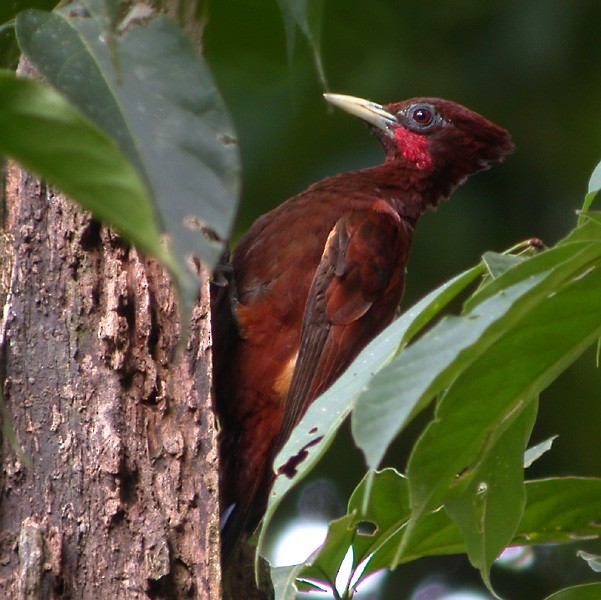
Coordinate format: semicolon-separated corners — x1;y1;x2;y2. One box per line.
273;208;411;456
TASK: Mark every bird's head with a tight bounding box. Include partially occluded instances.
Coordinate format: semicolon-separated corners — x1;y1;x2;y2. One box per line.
324;93;514;204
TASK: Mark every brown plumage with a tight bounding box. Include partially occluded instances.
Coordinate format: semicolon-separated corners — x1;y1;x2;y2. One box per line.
213;94;514;562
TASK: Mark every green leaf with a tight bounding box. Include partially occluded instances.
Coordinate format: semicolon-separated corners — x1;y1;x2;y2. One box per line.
299;513;356;592
16;9;240;280
557;214;601;246
353;238;601;481
444;399;538;593
272;564;310;600
578;160;601;226
517;477;601;545
303;473;601;591
257;263;483;560
0;70;171;267
377;476;601;575
544;583;601;600
406;255;601;528
0;0;59;68
465;238;600;311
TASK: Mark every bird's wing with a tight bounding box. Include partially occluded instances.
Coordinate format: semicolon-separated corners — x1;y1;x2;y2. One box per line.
273;207;410;461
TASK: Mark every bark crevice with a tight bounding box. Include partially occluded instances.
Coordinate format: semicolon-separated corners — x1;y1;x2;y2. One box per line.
0;164;220;599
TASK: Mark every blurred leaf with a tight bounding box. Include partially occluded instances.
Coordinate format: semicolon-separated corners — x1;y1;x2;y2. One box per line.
258;263;484;560
16;9;240;300
0;0;59;68
523;435;558;468
276;0;327;87
444;399;538;593
0;0;57;25
544;582;601;600
78;0;119;23
577;550;601;573
0;70;171;267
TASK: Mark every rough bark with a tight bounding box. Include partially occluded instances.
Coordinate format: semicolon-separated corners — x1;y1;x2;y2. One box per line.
0;163;221;598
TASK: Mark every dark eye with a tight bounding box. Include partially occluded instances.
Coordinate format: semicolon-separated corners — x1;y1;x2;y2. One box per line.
399;103;440;132
412;107;433;126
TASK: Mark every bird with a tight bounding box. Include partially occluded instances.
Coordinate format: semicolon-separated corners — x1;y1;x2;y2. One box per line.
213;93;514;563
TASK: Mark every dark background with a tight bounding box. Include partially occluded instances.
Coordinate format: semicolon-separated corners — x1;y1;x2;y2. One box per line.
205;1;601;598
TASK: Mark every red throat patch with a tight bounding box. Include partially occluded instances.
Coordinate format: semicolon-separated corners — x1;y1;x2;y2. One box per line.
393;128;433;170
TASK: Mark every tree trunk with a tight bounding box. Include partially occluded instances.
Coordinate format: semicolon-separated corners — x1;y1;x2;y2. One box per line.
0;162;221;598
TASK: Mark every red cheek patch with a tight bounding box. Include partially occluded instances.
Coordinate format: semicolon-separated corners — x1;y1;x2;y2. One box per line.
393;128;433;170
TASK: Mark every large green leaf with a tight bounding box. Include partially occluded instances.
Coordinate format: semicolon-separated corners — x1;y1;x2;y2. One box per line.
352;233;601;478
259;240;565;561
405;250;601;538
265;220;601;590
378;476;601;571
16;8;240;278
295;472;601;595
0;70;171;267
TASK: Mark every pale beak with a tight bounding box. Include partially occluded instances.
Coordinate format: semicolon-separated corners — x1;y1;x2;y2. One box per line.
323;93;397;137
